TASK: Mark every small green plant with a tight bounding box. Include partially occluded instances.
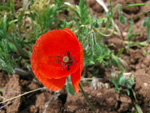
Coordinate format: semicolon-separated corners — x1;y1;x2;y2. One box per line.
125;20;140;50
118;6;126;25
146;17;150;42
143;49;150;55
111;72;135;95
142;16;150;42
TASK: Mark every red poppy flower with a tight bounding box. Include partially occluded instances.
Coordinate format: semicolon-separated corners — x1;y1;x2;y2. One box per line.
31;28;83;93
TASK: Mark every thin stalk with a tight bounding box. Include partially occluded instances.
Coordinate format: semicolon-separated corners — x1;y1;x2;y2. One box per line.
133;10;150;21
0;87;46;104
122;3;147;8
109;0;113;17
82;30;94;45
79;83;97;113
93;18;115;37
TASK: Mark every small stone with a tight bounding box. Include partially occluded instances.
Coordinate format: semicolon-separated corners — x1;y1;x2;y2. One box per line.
122;32;127;37
97;93;102;96
143;83;148;87
131;107;136;112
104;83;110;89
141;63;146;68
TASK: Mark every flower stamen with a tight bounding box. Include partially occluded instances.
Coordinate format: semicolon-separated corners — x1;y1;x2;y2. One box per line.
56;52;74;71
63;56;69;63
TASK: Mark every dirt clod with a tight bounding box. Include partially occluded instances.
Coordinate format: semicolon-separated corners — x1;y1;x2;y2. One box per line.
2;74;21;113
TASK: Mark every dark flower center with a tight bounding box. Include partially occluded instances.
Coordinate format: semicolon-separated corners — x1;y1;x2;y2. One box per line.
56;52;74;71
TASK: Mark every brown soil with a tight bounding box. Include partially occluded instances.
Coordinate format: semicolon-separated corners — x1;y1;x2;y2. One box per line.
64;85;132;113
0;71;10;88
0;0;150;113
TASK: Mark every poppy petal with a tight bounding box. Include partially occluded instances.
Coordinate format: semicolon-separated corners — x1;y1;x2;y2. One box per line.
36;72;67;91
31;29;81;79
64;28;78;40
71;68;81;94
71;43;83;94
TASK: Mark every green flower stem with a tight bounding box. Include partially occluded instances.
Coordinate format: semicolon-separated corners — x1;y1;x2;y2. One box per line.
134;10;150;20
93;18;115;37
122;3;147;8
109;0;113;16
124;41;149;47
82;30;94;44
79;83;97;113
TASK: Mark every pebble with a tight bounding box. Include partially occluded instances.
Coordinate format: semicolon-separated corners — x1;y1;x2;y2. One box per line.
104;83;110;89
143;83;148;87
122;32;127;37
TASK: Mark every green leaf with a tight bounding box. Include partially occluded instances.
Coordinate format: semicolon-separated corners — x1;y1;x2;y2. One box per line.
111;54;122;70
8;42;17;52
146;17;150;40
78;0;90;25
89;60;95;64
3;14;7;34
128;20;134;40
0;6;10;11
28;51;32;58
64;2;78;14
98;17;107;24
122;3;146;8
125;89;130;96
119;76;126;85
135;104;143;113
94;40;101;56
92;19;99;28
117;48;124;57
111;77;115;84
0;88;3;92
119;14;126;24
8;19;17;27
18;11;24;24
10;0;15;13
142;19;146;27
117;72;123;85
66;83;75;96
